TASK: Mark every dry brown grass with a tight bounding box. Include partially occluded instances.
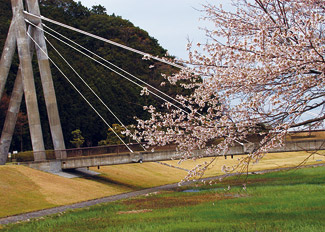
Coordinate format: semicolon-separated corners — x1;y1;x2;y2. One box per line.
116;209;153;214
0;165;132;218
0;162;188;218
160;150;325;178
286;131;325;141
21;166;132;205
0;165;53;217
89;162;187;189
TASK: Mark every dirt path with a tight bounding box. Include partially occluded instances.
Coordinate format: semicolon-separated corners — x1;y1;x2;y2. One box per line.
1;163;324;225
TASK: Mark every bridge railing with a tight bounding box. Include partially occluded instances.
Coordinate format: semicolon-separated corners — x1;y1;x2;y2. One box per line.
13;143;176;162
17;139;325;163
60;143;147;159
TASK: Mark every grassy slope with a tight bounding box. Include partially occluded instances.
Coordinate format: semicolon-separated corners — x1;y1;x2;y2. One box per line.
89;162;187;189
87;151;325;189
0;165;133;218
161;150;325;178
0;166;55;217
0;150;324;218
286;130;325;141
2;166;325;232
0;163;187;218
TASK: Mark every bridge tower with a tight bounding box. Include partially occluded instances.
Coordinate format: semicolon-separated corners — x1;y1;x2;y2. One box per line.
0;0;66;164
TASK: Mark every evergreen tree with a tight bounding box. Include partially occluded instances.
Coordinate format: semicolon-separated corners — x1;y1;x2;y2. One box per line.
70;129;85;148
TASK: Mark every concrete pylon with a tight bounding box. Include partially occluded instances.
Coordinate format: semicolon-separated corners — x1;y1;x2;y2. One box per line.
11;0;46;161
0;0;66;164
0;27;34;165
26;0;66;159
0;20;17;100
0;67;24;165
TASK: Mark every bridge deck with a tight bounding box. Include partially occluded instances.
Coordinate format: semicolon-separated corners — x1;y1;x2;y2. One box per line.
22;139;325;172
60;139;325;170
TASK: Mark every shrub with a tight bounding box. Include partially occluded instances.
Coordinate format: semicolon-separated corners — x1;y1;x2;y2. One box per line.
14;150;56;162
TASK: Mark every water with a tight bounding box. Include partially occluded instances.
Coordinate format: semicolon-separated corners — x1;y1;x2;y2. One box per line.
183;187;224;193
183;189;200;193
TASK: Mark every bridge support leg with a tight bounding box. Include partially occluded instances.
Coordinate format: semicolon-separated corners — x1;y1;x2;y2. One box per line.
1;0;67;164
26;0;67;159
0;27;34;165
0;20;17;101
11;0;46;161
0;21;17;165
0;69;24;164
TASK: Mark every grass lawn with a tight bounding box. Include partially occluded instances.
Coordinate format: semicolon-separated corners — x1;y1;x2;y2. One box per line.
286;130;325;141
89;162;187;189
161;150;325;178
2;166;325;232
0;150;324;218
0;165;133;218
0;162;188;218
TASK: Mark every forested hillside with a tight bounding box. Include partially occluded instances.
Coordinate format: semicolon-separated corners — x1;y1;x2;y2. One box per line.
0;0;181;150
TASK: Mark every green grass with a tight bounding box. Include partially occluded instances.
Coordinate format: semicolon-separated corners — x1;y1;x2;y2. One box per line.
2;166;325;232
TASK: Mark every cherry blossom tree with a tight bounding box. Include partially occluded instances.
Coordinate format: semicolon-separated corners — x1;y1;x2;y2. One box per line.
135;0;325;181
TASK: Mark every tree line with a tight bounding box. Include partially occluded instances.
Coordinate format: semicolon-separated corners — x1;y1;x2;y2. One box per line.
0;0;182;151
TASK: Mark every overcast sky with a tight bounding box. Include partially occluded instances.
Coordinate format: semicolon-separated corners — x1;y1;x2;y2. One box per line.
78;0;217;60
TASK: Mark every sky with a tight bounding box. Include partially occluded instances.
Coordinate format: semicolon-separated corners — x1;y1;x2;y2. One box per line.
78;0;324;127
78;0;216;60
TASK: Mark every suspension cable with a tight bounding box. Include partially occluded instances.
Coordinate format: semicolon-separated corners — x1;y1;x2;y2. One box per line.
25;19;191;116
45;35;146;151
23;11;184;69
26;31;134;153
42;23;197;115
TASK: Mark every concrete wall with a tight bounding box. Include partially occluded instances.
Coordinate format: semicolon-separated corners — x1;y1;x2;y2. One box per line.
24;160;62;173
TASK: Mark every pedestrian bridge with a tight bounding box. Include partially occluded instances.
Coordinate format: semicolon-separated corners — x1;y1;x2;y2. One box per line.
23;139;325;173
